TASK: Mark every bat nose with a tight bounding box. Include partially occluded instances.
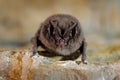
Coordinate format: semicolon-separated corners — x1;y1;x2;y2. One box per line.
56;38;65;47
59;39;64;46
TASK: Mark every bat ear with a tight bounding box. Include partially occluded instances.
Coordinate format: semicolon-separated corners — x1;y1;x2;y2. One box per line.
46;21;54;35
50;19;58;27
69;21;77;29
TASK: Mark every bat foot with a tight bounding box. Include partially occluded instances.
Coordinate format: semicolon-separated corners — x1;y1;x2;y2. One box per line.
82;60;87;64
30;51;37;57
81;54;87;64
75;60;87;65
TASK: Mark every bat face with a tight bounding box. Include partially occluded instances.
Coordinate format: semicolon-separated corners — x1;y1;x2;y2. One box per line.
39;14;83;55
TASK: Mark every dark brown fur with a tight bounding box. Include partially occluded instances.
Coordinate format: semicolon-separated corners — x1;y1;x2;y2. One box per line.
31;14;87;64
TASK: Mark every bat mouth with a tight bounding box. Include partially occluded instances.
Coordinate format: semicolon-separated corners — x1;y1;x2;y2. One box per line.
56;39;65;48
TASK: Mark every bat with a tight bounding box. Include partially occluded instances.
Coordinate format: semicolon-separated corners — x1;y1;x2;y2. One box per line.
31;14;87;64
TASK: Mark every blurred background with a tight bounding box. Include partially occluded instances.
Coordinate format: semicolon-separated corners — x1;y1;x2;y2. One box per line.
0;0;120;63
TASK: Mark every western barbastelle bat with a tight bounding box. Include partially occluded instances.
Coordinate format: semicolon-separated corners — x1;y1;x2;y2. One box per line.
31;14;87;64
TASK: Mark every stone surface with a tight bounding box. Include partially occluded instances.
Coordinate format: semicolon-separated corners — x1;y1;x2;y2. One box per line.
0;1;120;80
0;49;120;80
